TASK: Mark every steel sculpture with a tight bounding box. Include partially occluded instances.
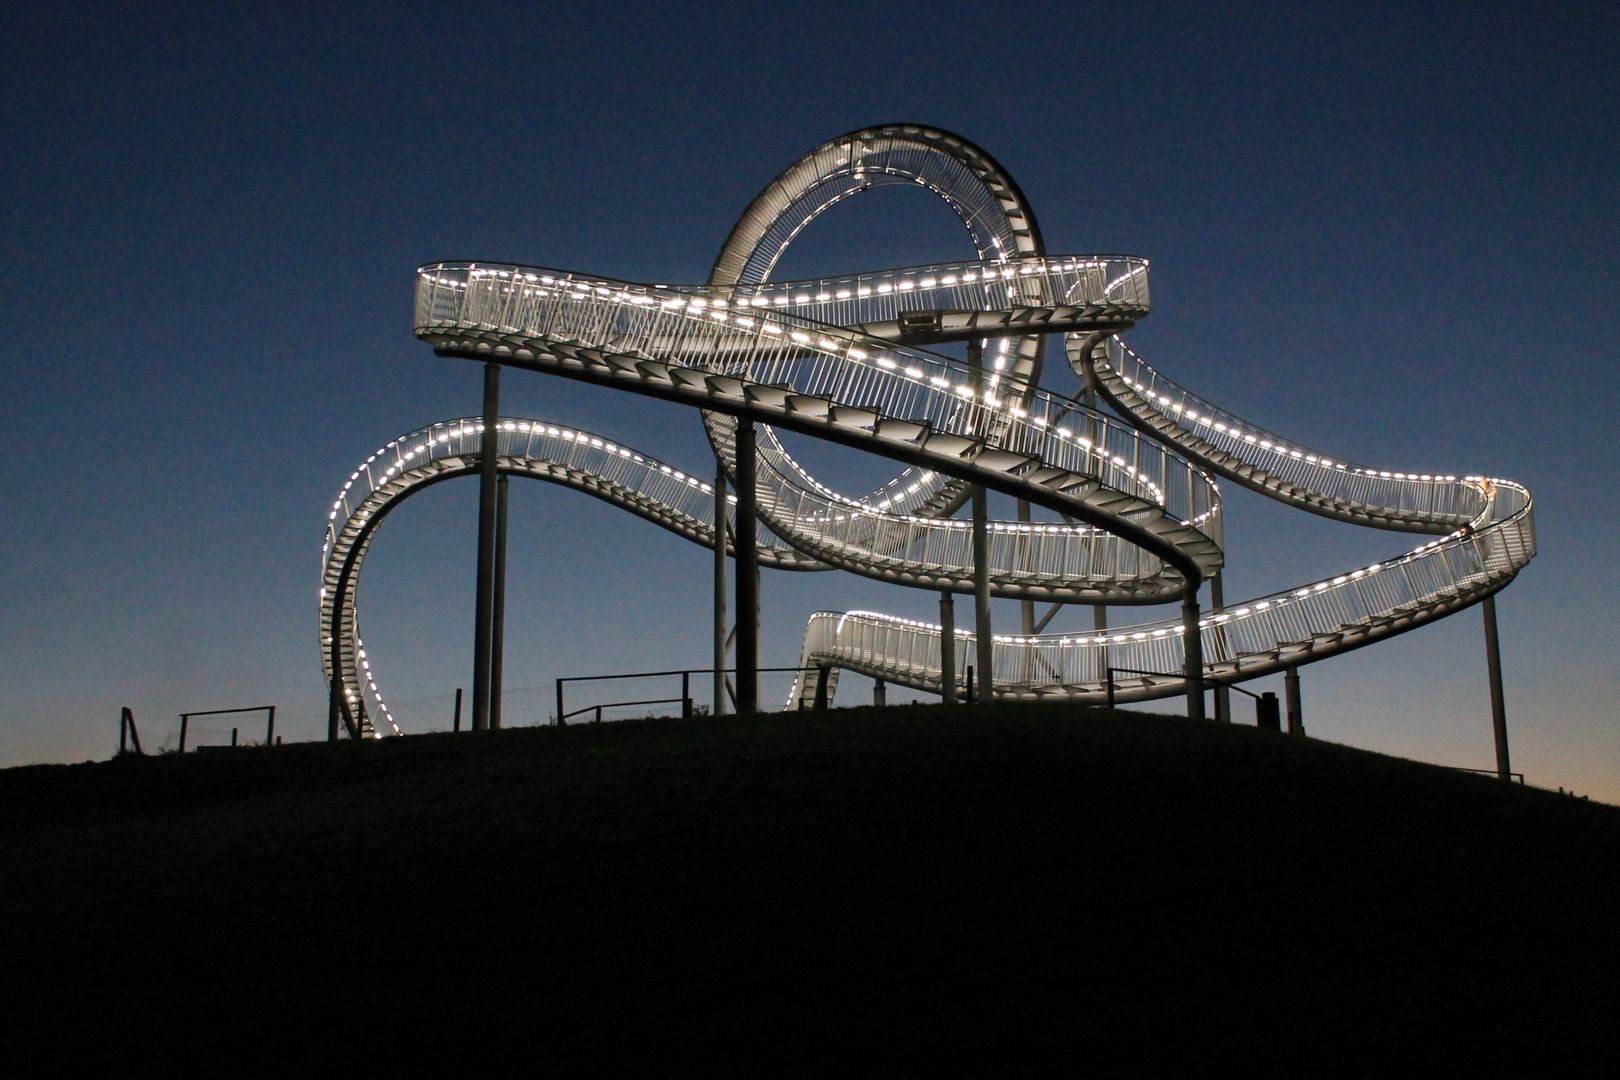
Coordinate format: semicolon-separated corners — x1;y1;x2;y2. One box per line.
322;124;1534;770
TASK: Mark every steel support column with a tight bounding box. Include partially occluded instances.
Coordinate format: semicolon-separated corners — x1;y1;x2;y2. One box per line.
735;419;759;713
939;591;957;705
973;484;993;703
1182;593;1206;722
471;361;500;732
1483;594;1511;780
967;338;992;704
490;472;509;730
1211;573;1231;724
1284;667;1303;736
713;462;729;715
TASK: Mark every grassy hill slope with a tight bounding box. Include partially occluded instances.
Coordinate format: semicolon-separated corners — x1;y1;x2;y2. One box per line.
2;703;1616;1072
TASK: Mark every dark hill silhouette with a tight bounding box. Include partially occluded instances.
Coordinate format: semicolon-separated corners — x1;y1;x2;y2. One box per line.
2;703;1614;1073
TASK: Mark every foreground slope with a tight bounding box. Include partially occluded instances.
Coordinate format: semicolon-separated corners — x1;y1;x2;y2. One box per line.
2;704;1615;1071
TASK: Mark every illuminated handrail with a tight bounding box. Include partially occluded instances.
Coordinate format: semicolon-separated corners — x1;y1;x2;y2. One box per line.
327;123;1536;728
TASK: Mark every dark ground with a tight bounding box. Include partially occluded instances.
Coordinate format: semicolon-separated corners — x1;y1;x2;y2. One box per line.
1;703;1615;1074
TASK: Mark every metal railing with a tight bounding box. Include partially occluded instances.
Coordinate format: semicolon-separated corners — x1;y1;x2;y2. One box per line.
327;123;1536;733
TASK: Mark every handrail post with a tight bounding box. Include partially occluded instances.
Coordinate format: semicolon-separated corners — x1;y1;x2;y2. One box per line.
1483;595;1511;780
471;361;501;732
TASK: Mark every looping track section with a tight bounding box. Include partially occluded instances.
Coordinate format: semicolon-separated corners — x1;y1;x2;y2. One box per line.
321;123;1534;729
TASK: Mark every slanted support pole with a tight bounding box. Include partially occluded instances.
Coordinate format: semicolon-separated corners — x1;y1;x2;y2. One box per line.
1284;667;1303;736
1211;573;1231;724
1182;593;1206;722
1483;594;1511;780
939;591;957;705
714;463;729;715
491;473;509;730
471;361;500;732
735;419;759;714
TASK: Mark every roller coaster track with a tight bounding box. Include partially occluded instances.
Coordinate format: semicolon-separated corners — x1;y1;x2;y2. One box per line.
321;124;1534;732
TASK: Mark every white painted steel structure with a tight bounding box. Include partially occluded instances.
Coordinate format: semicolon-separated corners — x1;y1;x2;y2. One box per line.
321;124;1534;733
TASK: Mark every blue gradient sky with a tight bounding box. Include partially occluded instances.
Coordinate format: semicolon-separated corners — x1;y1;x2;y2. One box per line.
2;2;1615;798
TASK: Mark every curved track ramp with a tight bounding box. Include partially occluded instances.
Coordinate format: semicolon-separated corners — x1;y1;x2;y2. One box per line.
322;124;1533;733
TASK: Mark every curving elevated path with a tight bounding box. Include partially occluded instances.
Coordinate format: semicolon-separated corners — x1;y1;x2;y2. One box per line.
322;123;1534;732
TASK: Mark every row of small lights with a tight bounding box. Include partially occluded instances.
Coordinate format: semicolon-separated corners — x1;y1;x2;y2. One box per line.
429;268;1190;527
432;269;1168;487
323;418;730;735
824;523;1496;655
1104;357;1460;485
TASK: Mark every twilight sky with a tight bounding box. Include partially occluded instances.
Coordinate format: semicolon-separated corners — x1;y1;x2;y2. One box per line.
2;2;1615;798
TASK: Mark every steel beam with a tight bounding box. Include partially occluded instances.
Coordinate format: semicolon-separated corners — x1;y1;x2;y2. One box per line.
1483;594;1511;780
490;472;509;730
1183;594;1205;722
714;462;729;715
1285;667;1303;736
735;419;759;713
1211;573;1231;724
471;361;500;732
973;485;993;703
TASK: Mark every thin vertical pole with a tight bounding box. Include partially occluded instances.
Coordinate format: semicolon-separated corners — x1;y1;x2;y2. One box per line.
179;715;189;754
471;362;501;732
1211;573;1231;724
874;678;886;708
714;463;729;715
1084;368;1107;639
1182;593;1206;722
735;419;759;714
119;708;128;755
1285;667;1303;736
939;591;957;705
327;671;342;743
491;473;509;730
1483;595;1511;780
556;679;565;727
266;706;275;747
966;338;992;704
973;485;993;703
453;688;463;733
